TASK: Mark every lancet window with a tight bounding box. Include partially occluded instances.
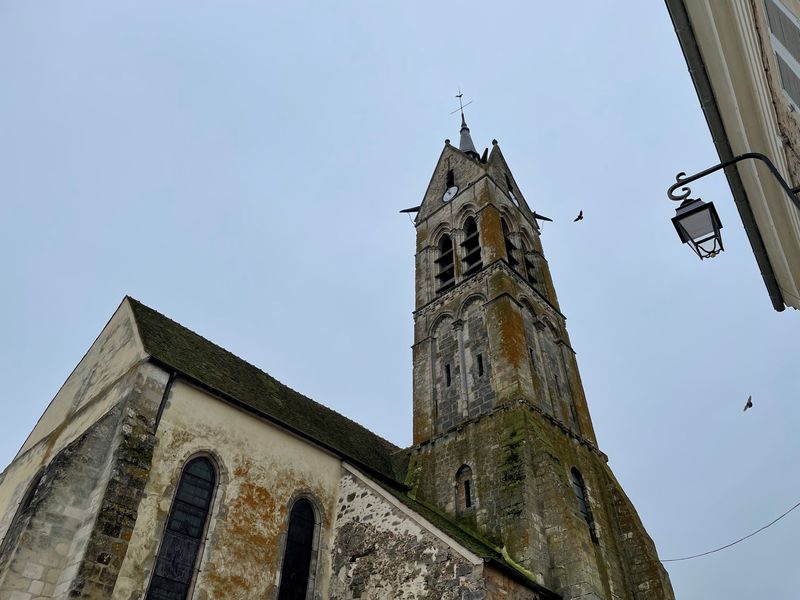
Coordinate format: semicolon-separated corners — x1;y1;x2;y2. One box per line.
146;457;216;600
456;465;474;512
570;467;597;542
277;498;317;600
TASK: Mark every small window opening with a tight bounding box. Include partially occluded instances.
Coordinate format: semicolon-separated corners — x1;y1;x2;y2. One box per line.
505;174;513;191
461;217;483;276
570;468;597;543
569;400;580;429
529;347;536;368
446;169;455;188
435;235;455;294
445;364;452;387
477;353;484;377
456;465;474;513
501;219;519;270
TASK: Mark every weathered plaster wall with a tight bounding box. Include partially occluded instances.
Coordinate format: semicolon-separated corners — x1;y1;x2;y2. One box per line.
0;358;152;549
16;300;147;458
330;467;544;600
0;362;166;599
114;380;342;600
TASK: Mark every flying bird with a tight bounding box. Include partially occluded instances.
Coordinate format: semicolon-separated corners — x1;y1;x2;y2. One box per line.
532;211;553;223
743;395;753;412
574;210;584;222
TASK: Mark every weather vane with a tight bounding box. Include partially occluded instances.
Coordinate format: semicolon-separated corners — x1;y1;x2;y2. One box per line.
450;89;473;117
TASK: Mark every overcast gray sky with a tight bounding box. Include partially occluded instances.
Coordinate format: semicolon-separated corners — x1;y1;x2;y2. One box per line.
1;2;798;598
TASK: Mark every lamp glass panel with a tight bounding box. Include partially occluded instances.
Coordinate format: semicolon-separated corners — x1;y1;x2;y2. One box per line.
678;207;715;241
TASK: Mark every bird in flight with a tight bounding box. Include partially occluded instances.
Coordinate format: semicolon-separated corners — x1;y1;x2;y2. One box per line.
743;395;753;412
532;211;553;223
574;210;584;222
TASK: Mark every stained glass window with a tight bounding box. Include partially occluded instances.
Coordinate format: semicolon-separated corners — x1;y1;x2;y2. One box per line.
146;457;216;600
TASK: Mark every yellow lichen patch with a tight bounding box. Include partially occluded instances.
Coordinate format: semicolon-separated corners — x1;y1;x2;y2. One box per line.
162;428;196;457
478;205;504;264
491;300;526;368
202;460;283;600
412;408;431;445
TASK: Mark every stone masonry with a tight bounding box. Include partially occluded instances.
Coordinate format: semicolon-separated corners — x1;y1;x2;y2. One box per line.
0;365;165;599
409;137;674;599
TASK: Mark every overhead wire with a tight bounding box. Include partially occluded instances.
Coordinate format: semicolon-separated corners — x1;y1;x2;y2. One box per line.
661;498;800;562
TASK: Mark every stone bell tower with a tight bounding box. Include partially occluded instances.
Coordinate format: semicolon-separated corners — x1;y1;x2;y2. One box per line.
405;114;674;600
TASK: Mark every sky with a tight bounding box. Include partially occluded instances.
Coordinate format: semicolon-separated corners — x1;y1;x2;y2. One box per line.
1;2;798;598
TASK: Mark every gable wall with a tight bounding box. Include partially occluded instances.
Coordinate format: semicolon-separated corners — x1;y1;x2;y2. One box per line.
0;362;166;599
16;300;147;459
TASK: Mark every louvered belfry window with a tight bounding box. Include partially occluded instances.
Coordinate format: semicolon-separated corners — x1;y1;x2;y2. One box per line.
461;217;483;276
435;235;456;294
766;0;800;107
146;457;216;600
501;219;520;271
278;499;316;600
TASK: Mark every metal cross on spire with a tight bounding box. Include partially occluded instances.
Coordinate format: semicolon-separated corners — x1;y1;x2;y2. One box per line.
451;90;473;119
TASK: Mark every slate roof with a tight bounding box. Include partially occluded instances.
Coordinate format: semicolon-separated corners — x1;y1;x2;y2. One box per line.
126;296;559;598
127;297;400;481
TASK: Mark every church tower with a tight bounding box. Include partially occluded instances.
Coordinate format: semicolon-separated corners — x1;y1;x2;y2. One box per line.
406;115;674;600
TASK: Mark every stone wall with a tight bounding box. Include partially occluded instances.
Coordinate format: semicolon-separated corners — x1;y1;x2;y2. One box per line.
408;402;674;600
330;468;545;600
0;363;165;599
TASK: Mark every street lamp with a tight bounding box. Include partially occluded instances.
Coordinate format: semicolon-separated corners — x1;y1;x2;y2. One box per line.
671;198;723;259
667;152;800;259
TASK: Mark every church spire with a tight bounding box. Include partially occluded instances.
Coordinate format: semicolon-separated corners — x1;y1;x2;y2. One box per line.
455;91;479;159
458;113;479;158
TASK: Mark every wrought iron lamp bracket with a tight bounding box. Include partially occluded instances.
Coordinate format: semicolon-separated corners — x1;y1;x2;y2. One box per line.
668;152;800;209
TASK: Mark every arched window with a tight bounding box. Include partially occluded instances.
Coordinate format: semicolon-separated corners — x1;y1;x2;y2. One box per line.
456;465;474;513
461;217;482;276
570;467;597;542
147;457;216;600
278;498;317;600
435;234;455;294
501;218;520;272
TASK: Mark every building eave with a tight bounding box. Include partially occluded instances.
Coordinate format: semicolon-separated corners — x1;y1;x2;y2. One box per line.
665;0;787;311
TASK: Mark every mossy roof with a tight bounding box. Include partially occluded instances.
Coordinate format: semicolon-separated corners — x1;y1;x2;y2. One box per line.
127;297;400;481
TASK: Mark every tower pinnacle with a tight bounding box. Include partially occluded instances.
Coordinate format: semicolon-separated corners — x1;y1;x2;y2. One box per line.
455;91;479;158
459;113;479;158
